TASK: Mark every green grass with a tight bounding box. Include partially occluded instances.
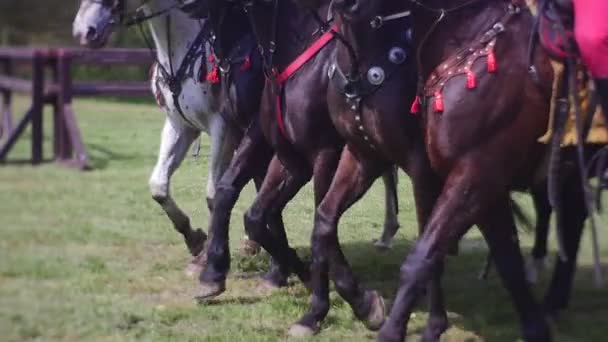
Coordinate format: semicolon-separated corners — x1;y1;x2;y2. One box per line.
1;96;608;341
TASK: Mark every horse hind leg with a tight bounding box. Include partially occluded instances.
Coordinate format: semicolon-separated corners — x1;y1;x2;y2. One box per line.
526;183;552;284
543;171;587;315
379;167;549;342
149;118;206;256
478;198;551;341
374;166;401;250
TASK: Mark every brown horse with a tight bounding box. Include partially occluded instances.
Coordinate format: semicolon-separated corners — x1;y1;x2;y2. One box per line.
185;0;404;297
364;0;560;340
284;0;447;337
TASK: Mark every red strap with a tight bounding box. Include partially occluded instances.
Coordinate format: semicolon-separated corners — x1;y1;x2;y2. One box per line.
276;24;337;84
274;24;337;139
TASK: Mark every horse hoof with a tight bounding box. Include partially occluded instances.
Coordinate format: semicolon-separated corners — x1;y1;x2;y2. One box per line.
186;229;207;256
239;238;261;256
185;250;208;278
421;315;448;342
195;281;226;300
184;262;203;278
373;239;393;251
364;291;386;331
288;323;317;337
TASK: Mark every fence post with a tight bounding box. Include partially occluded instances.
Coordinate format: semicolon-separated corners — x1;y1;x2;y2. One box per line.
31;50;45;165
0;58;13;138
57;49;89;169
52;52;66;160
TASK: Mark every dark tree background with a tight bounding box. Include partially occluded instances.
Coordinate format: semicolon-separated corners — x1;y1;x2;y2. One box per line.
0;0;148;81
0;0;143;47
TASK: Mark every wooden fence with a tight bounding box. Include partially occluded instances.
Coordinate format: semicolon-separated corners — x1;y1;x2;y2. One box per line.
0;47;153;169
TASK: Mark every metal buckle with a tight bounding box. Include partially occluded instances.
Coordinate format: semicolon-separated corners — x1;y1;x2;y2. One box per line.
370;16;383;29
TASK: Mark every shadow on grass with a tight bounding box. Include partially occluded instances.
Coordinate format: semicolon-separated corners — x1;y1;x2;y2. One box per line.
198;296;264;306
87;143;138;169
230;236;608;341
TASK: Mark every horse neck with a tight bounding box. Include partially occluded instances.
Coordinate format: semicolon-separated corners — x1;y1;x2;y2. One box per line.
413;0;505;78
144;0;204;72
336;15;407;72
256;0;330;69
215;7;250;58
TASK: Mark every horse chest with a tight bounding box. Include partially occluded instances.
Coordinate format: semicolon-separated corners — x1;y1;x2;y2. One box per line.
152;68;221;133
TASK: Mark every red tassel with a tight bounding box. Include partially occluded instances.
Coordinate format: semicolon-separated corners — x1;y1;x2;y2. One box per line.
149;62;157;81
208;54;216;63
241;55;251;71
206;65;220;84
155;88;165;107
410;96;421;114
487;50;497;73
466;69;477;89
433;90;444;112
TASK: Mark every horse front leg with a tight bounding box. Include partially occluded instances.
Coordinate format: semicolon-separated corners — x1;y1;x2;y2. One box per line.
196;120;273;299
206;115;261;257
373;166;401;250
149;118;206;256
290;146;387;337
185;116;242;277
243;155;312;289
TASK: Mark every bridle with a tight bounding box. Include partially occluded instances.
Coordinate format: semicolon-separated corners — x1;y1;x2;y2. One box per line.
80;0;211;128
331;6;412;106
81;0;185;27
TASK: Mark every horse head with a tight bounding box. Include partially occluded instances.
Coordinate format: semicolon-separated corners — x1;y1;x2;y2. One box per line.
73;0;124;48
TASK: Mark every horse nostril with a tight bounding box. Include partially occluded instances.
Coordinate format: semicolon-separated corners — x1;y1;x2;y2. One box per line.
85;26;98;41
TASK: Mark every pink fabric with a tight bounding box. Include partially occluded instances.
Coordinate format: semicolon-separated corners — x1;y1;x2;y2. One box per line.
574;0;608;77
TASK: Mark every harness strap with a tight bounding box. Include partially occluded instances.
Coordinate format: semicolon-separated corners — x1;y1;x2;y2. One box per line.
152;20;210;128
277;25;337;84
273;25;337;138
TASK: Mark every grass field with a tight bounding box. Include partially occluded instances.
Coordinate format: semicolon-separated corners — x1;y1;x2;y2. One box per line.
2;97;608;341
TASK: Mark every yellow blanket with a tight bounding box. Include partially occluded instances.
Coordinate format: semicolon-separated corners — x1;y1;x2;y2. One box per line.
537;60;608;146
525;0;607;146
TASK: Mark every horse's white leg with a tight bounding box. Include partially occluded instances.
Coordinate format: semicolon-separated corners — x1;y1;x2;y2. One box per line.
149;117;206;256
374;167;401;250
206;115;236;209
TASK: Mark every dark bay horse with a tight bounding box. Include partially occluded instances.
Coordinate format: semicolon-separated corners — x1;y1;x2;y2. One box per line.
285;0;446;337
183;0;403;297
363;0;564;340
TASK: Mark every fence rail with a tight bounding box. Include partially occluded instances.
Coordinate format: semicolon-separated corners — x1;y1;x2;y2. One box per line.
0;47;154;169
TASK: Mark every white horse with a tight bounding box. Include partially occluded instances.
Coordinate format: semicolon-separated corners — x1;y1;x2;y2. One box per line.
73;0;245;259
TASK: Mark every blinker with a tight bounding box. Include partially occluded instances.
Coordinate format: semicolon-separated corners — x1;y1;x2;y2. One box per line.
388;47;407;65
367;66;385;85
